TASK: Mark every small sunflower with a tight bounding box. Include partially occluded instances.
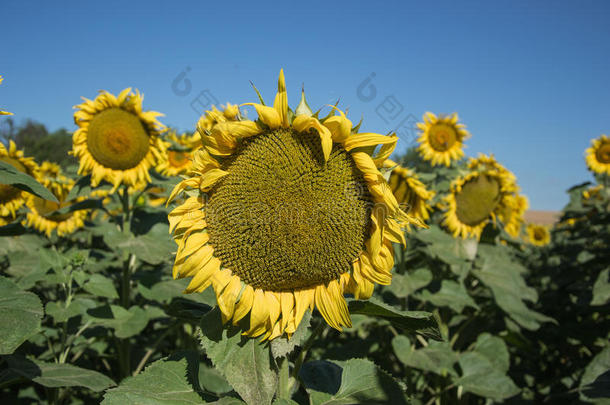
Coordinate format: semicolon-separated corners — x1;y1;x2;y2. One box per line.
0;141;40;217
443;169;512;239
157;131;199;177
526;223;551;246
72;88;167;191
24;175;87;237
582;184;604;202
168;71;422;340
385;159;435;222
0;76;13;116
585;135;610;175
416;112;470;167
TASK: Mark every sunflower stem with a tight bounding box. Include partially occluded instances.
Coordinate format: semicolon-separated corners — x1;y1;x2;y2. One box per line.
118;185;135;380
277;356;292;400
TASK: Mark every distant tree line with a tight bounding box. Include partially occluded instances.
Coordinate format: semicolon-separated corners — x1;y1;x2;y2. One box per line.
0;118;76;168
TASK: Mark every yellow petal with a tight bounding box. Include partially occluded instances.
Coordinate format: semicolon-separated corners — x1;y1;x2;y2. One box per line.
323;110;352;143
233;285;254;324
199;168;229;192
247;289;269;337
242;103;281;129
274;69;288;128
215;273;241;323
343;133;397;152
184;256;220;292
293;115;333;162
315;280;351;331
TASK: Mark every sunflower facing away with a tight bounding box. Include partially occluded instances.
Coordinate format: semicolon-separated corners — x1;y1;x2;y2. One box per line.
157;131;200;177
416;112;470;167
168;71;422;340
585;135;610;175
526;223;551;247
0;141;40;217
385;159;435;222
72;88;167;190
0;76;12;116
443;167;514;239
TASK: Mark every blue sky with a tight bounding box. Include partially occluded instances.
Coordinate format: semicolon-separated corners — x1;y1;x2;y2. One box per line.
1;0;609;210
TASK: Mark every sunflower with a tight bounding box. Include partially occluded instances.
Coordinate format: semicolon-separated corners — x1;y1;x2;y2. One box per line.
443;169;512;239
385;159;435;222
0;141;40;217
585;135;610;175
72;88;167;191
0;76;12;116
526;223;551;246
416;112;470;167
24;174;87;237
168;71;422;340
497;193;528;238
468;153;517;192
157;131;199;177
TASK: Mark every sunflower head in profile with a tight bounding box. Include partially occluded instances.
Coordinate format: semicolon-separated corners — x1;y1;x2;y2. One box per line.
0;76;13;116
0;141;40;217
416;112;470;167
468;153;518;191
72;88;167;191
168;70;422;340
24;169;87;237
384;159;435;222
157;131;200;177
526;223;551;247
585;135;610;176
443;168;514;239
497;193;528;238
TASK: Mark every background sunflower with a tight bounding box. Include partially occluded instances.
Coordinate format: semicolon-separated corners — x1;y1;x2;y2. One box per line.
416;112;470;167
0;140;40;217
72;88;167;191
585;134;610;175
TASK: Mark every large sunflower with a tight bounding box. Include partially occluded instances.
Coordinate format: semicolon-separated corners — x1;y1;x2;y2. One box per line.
416;112;470;167
168;71;422;340
443;169;513;239
157;131;199;177
385;159;435;222
72;88;167;190
24;168;87;237
0;76;12;116
526;223;551;247
0;141;40;217
585;135;610;175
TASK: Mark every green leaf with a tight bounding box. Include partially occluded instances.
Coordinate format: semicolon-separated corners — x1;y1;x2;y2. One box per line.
4;355;115;391
118;223;175;265
455;352;520;400
199;364;233;396
102;351;204;404
46;298;96;324
473;333;510;373
0;159;58;202
0;277;43;354
270;311;312;359
418;280;479;313
347;298;442;340
474;245;555;330
300;358;408;405
591;268;610;306
83;274;119;299
392;335;458;377
385;268;432;298
198;307;277;405
580;346;610;401
86;305;149;338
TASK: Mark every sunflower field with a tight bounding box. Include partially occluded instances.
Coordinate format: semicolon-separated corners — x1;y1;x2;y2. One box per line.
0;71;609;405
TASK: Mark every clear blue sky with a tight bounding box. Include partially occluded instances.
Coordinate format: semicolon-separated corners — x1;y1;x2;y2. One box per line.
1;0;609;210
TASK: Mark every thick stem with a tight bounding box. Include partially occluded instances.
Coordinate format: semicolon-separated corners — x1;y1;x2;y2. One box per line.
277;356;292;400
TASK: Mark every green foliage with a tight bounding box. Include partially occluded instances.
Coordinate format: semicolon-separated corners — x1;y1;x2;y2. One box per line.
1;124;608;404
